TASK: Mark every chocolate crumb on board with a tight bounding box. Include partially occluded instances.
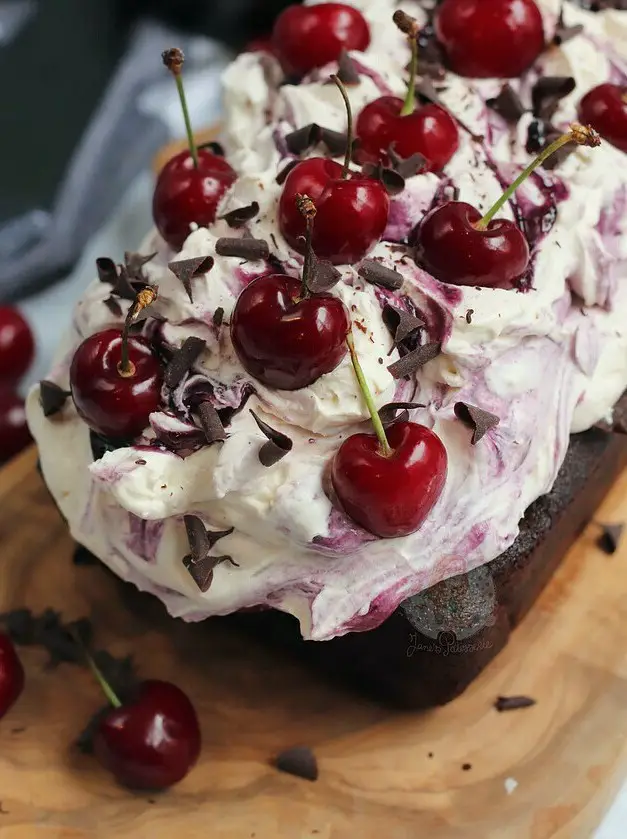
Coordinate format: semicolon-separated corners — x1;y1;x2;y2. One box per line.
39;380;71;417
597;522;624;555
168;255;214;302
250;410;293;467
454;402;500;445
387;342;441;379
219;202;260;229
275;746;319;781
494;695;536;712
462;763;472;771
164;337;207;389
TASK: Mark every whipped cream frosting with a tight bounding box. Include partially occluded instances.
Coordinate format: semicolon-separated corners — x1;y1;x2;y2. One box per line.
28;0;627;640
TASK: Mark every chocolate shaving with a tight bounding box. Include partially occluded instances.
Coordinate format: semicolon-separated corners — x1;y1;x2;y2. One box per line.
40;380;71;417
415;77;441;105
164;337;206;389
416;25;446;81
219;201;260;229
96;257;118;284
542;127;576;170
336;48;360;85
168;255;214;302
275;746;318;782
454;402;500;444
362;162;405;195
388;145;426;180
276;159;300;185
494;695;536;712
110;268;138;301
124;251;157;281
486;84;526;124
553;23;584;45
378;401;424;427
183;554;234;593
597;522;624;555
198;140;225;156
307;258;342;293
215;237;270;261
184;514;210;562
197;400;227;443
466;309;474;324
319;127;352;158
387;342;441;379
382;303;424;344
531;76;576;122
250;409;293;467
213;307;224;327
104;297;123;317
285;123;322;155
358;259;404;291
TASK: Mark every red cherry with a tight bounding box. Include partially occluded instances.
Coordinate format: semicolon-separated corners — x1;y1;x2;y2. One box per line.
0;390;32;463
70;328;162;440
231;274;350;390
153;148;236;251
332;421;447;538
93;680;201;790
272;2;370;76
356;97;459;170
417;201;529;288
279;158;389;264
0;306;35;383
435;0;544;79
0;632;25;718
578;83;627;153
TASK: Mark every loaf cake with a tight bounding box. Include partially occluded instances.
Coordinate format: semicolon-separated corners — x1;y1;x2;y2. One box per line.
27;0;627;708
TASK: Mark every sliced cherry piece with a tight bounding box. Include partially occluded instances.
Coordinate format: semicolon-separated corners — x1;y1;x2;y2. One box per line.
272;2;370;76
435;0;545;79
578;83;627;153
0;390;32;463
0;632;25;718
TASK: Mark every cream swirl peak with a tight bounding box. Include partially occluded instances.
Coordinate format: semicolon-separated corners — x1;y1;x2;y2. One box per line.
28;0;627;640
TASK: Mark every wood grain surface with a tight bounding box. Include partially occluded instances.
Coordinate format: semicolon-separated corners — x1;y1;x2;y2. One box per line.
1;446;627;838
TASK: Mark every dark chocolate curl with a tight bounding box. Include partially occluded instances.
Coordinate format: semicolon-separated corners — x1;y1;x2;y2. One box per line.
285;123;322;155
494;695;536;712
382;303;424;344
597;522;624;555
486;84;526;124
358;259;404;290
275;746;319;781
219;202;260;229
40;381;71;417
454;401;500;444
215;238;270;261
250;410;293;467
197;401;227;443
164;337;207;389
531;76;576;122
387;342;441;379
336;49;360;85
378;402;424;427
168;256;214;302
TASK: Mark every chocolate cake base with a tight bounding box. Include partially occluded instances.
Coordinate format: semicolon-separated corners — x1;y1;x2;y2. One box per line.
233;428;627;709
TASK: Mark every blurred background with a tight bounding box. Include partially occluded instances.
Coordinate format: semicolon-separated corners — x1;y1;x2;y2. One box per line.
0;0;290;424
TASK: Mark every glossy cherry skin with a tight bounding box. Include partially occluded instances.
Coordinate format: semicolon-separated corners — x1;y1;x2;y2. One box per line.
332;421;447;538
272;2;370;76
0;306;35;383
435;0;544;79
0;632;25;718
153;148;237;251
70;329;163;440
0;390;32;463
231;274;350;390
279;158;389;264
93;680;201;790
356;97;459;170
417;201;529;288
578;83;627;153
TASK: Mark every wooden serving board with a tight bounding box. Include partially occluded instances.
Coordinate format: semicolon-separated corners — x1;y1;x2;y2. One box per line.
1;448;627;838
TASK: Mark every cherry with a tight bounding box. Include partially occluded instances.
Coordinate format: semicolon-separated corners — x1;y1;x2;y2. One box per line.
70;289;163;440
435;0;544;79
272;2;370;76
279;76;389;264
356;11;459;170
578;83;627;153
0;632;25;718
0;389;32;463
232;196;350;389
153;49;236;251
416;124;601;288
331;335;447;538
0;306;35;384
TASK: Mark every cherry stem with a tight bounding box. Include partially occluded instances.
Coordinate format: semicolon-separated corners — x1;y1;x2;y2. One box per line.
330;74;353;179
476;123;601;229
297;194;316;297
70;629;122;709
393;11;420;118
118;286;158;378
346;332;392;457
163;48;198;169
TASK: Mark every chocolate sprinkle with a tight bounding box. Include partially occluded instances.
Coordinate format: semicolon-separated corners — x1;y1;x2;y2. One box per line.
96;257;118;284
168;255;214;302
466;309;474;324
486;84;526;124
387;342;441;379
388;144;427;179
358;259;404;291
219;201;260;229
597;522;624;555
197;400;228;443
382;303;424;345
39;380;71;417
285;123;322;155
454;402;500;445
553;23;584;45
307;258;342;293
378;402;424;427
494;695;536;712
250;409;293;467
213;307;225;327
531;76;576;122
276;159;300;185
275;746;319;782
215;237;270;261
462;763;472;771
336;49;360;85
164;337;206;389
362;162;406;195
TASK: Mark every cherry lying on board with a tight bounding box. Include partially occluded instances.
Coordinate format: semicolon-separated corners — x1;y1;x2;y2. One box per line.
578;83;627;153
272;2;370;76
0;390;32;463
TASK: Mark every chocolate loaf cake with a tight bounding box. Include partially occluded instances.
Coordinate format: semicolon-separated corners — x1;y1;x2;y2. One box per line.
234;425;627;708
